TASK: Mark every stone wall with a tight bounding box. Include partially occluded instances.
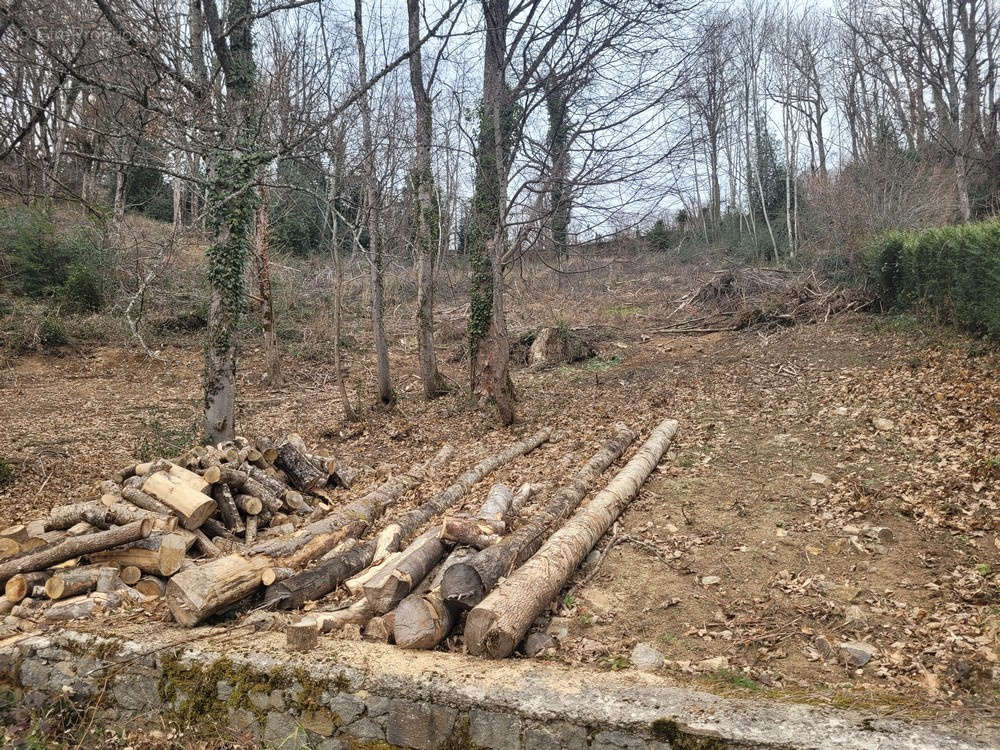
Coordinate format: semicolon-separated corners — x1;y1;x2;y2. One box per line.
0;627;988;750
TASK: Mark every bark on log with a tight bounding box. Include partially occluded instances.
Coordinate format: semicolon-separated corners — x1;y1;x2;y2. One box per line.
466;418;678;658
45;565;106;600
393;547;475;649
275;441;327;491
192;529;222;558
283;491;312;515
166;554;271;626
479;483;514;525
5;571;51;603
0;596;12;616
264;539;376;610
0;520;152;586
363;527;445;614
122;486;173;516
284;520;366;568
39;593;113;621
142;472;217;529
439;518;501;549
87;532;188;576
244;515;258;544
240;476;282;513
442;426;634;609
213;484;244;533
202;465;248;487
45;501;103;532
364;612;394;642
345;551;402;596
261;567;294;586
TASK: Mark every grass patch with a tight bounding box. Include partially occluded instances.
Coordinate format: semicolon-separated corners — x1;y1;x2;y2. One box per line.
608;304;642;318
0;458;14;487
584;354;622;371
134;411;199;461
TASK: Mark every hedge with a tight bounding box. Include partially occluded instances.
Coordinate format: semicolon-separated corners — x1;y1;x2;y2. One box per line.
867;221;1000;339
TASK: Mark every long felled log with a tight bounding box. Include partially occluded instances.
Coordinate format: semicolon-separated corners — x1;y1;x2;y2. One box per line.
441;426;635;609
266;431;548;610
248;445;452;559
466;418;678;658
166;554;271;626
363;527;444;614
0;520;152;586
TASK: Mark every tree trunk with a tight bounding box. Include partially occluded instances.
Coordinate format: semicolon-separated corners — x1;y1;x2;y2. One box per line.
254;184;281;386
408;0;446;399
354;0;392;404
442;426;633;608
167;553;271;626
466;418;678;658
0;520;152;586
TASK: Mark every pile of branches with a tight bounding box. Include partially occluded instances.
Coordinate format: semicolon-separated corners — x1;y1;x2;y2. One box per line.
660;269;871;334
0;418;679;661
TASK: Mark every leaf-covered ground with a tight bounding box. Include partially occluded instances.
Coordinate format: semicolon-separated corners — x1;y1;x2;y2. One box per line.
0;259;996;739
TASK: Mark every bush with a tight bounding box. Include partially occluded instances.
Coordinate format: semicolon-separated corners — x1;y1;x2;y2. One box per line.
0;458;13;487
0;206;111;309
867;221;1000;339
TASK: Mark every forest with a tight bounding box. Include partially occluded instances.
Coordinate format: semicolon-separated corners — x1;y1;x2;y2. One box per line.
0;1;998;749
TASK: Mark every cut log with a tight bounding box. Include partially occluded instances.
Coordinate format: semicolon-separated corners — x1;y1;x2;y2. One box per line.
202;465;248;487
264;539;376;610
240;476;282;513
166;554;271;626
283;491;312;515
122;486;173;516
284;520;367;568
192;529;222;558
235;494;262;516
0;524;29;543
393;547;476;649
201;517;234;541
135;575;166;598
286;619;319;651
213;484;245;533
245;515;258;544
364;612;394;643
141;472;216;529
0;520;152;586
0;596;13;616
466;418;678;658
439;518;501;549
478;483;514;525
45;565;106;600
5;572;51;603
120;565;142;585
363;527;445;614
39;593;112;621
88;532;188;576
0;538;20;560
346;551;402;596
442;426;635;609
372;525;402;564
44;501;104;532
261;567;294;586
275;441;327;491
247;451;433;558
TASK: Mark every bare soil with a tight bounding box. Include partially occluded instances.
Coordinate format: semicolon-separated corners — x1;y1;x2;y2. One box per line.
1;257;997;735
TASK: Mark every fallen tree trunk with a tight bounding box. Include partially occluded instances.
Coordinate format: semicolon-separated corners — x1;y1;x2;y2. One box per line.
274;441;327;491
441;426;635;608
465;418;678;658
363;527;445;614
267;431;548;611
0;520;152;586
166;553;271;626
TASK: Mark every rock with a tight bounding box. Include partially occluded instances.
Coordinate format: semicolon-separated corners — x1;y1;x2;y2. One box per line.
385;699;457;750
862;526;894;544
838;640;876;668
805;545;822;556
469;709;522;750
545;616;571;641
701;575;721;586
844;605;867;628
814;635;834;658
300;709;335;737
663;522;679;533
264;711;308;749
809;472;830;485
630;642;665;671
523;720;589;750
523;632;556;657
841;524;861;536
872;417;894;431
835;406;849;416
591;729;645;749
327;693;364;725
697;655;729;671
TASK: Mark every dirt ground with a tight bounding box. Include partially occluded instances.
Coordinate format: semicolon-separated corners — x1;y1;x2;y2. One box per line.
1;257;997;736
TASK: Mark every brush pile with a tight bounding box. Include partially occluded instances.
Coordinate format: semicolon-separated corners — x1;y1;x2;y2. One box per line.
0;419;678;660
661;269;870;334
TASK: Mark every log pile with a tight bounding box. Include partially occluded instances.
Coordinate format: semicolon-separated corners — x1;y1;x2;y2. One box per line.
1;419;679;662
0;434;367;634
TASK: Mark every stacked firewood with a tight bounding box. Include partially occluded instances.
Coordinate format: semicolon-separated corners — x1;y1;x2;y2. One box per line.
0;434;351;633
0;419;679;660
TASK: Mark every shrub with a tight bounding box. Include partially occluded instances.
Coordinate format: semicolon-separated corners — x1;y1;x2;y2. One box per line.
0;206;111;309
867;221;1000;339
0;458;13;487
